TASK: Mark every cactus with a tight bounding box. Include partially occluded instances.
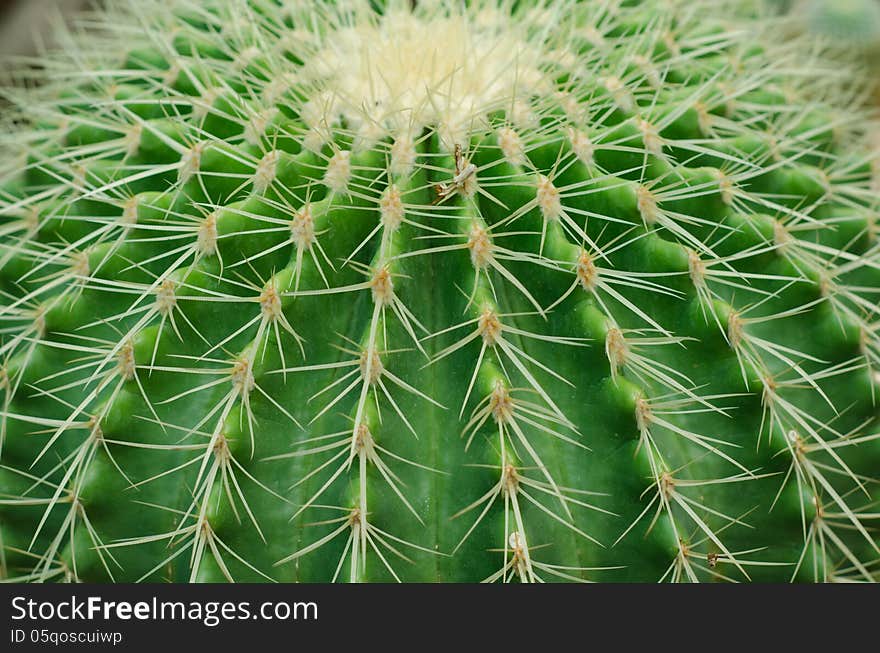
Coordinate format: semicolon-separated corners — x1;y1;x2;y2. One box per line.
0;0;878;584
798;0;880;50
771;0;880;72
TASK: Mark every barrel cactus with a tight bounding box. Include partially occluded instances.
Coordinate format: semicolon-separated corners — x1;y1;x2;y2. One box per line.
1;0;878;583
773;0;880;75
795;0;880;51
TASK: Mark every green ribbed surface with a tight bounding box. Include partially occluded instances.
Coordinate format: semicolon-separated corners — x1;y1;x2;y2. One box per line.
0;0;878;582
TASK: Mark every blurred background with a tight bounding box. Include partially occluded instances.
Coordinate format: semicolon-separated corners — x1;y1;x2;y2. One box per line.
0;0;877;99
778;0;880;51
0;0;88;59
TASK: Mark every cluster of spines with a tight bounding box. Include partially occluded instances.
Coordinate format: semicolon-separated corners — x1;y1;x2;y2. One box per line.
0;0;878;583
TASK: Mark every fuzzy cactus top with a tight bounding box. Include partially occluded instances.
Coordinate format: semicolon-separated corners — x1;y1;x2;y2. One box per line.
0;0;878;583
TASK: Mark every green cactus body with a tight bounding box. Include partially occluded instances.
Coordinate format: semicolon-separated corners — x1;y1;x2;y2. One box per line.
801;0;880;48
0;0;878;583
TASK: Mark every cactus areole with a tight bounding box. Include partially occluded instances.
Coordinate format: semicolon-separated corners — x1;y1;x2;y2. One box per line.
0;0;878;583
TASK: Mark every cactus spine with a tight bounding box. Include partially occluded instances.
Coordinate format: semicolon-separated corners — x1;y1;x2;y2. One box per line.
0;0;879;583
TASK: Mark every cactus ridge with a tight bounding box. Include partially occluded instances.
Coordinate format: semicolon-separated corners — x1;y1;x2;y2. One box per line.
0;0;879;582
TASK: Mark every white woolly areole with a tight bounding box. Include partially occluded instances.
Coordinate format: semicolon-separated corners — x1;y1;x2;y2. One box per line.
298;8;553;149
324;150;352;194
253;150;280;195
497;127;525;166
